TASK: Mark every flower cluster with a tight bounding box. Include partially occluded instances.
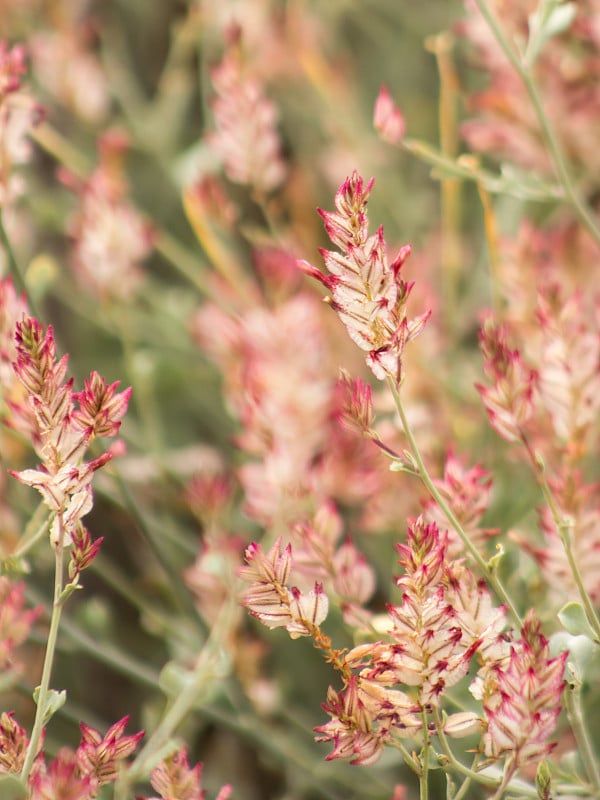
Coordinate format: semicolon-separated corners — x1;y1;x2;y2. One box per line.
315;518;565;773
9;317;130;569
62;131;153;301
141;745;232;800
239;537;329;640
207;36;287;195
299;172;430;384
0;713;143;798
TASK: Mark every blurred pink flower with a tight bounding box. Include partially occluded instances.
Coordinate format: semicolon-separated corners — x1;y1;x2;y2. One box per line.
63;132;153;301
476;314;538;442
374;85;405;144
30;748;94;800
145;745;232;800
208;46;286;194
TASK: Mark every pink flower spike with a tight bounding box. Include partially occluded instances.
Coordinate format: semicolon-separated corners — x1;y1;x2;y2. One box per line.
302;172;430;384
482;611;567;766
77;715;144;789
374;85;405;144
147;746;204;800
476;314;538;443
0;711;29;773
72;371;132;438
30;748;94;800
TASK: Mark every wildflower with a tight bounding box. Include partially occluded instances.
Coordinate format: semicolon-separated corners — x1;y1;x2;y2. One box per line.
239;538;329;638
0;276;28;393
337;370;374;438
72;371;132;439
30;748;94;800
0;577;41;670
374;85;405;144
535;288;600;450
68;524;103;582
481;611;567;767
30;26;109;123
423;451;498;557
208;44;286;194
314;676;420;766
145;745;232;800
193;293;333;526
76;716;144;791
476;313;538;442
316;517;502;764
9;317;130;547
299;171;430;384
63;131;153;301
0;711;29;774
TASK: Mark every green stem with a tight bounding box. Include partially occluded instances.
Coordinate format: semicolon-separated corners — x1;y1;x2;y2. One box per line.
473;0;600;247
564;674;600;792
12;505;52;560
420;709;430;800
433;708;499;790
388;378;522;626
522;439;600;644
117;593;237;795
20;518;66;783
489;762;515;800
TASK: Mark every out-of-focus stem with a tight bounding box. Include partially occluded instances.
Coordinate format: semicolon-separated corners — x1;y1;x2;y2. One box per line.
520;434;600;644
476;179;502;316
564;676;600;792
388;377;522;626
20;517;66;783
473;0;600;247
117;592;237;796
426;32;462;335
11;503;51;559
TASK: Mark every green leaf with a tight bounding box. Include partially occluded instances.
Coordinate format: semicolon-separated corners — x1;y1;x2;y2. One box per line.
486;543;505;574
32;687;67;725
558;601;597;641
0;774;28;799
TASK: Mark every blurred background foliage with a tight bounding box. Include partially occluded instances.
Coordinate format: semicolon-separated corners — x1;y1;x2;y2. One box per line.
2;0;541;798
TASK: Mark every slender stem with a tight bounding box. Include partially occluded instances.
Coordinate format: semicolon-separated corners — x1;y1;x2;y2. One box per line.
20;518;66;782
388;378;522;626
452;775;472;800
476;182;502;317
520;436;600;643
118;591;237;794
563;670;600;791
432;708;500;790
420;709;430;800
427;32;462;335
12;505;52;559
473;0;600;247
